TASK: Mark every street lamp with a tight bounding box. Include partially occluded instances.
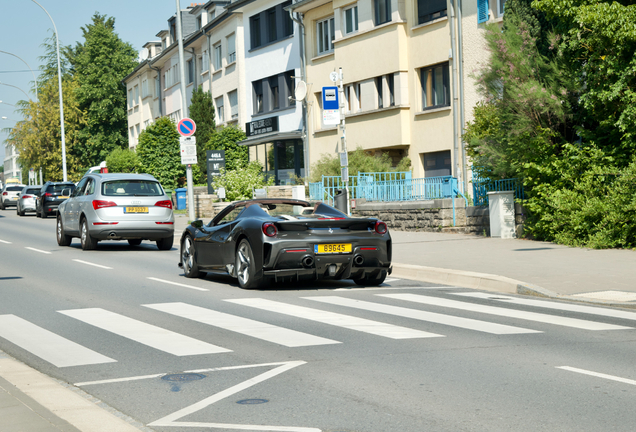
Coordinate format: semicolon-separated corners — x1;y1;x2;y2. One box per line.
0;100;16;107
31;0;67;182
0;51;38;102
0;82;30;100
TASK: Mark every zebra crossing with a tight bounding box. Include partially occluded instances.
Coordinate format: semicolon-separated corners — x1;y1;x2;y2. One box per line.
0;292;633;368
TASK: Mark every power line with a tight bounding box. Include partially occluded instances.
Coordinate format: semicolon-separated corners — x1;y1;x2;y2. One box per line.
0;70;37;74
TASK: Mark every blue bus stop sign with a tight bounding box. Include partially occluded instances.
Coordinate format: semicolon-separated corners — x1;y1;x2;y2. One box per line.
177;118;197;137
322;87;339;110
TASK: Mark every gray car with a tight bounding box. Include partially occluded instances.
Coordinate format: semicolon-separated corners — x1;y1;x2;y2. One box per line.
56;173;174;250
17;185;42;216
1;184;26;209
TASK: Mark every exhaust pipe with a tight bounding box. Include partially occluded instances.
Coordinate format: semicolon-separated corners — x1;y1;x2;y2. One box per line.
108;232;118;238
301;255;314;268
354;254;364;266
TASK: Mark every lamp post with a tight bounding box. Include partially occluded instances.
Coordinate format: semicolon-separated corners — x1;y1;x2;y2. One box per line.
0;51;38;102
0;82;30;100
31;0;67;182
0;101;16;107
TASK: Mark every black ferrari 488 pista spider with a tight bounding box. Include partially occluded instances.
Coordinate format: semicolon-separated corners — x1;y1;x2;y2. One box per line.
178;199;392;289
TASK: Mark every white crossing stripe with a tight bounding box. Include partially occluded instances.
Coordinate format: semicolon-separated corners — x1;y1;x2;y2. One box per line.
380;294;632;331
557;366;636;386
0;315;116;367
59;308;231;356
453;292;636;322
226;298;443;339
144;302;340;347
305;296;541;335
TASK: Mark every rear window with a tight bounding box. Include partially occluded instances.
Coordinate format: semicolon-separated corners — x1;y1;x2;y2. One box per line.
48;184;75;194
101;180;164;197
26;188;40;194
6;186;23;191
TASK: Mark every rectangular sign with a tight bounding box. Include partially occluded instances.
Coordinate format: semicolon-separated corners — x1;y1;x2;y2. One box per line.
322;87;339;110
246;116;279;137
180;136;197;165
206;150;226;194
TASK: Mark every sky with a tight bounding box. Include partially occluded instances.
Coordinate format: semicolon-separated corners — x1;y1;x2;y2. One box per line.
0;0;197;171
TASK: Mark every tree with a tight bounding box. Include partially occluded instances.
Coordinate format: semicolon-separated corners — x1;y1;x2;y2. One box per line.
136;117;184;189
106;148;139;173
69;13;137;168
310;147;411;182
207;126;248;171
211;161;274;201
188;86;216;174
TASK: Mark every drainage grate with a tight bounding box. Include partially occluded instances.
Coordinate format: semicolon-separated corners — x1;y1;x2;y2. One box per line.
236;399;269;405
161;373;206;382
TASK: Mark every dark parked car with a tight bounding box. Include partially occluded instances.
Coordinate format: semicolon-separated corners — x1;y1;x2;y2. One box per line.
36;181;76;218
179;199;392;289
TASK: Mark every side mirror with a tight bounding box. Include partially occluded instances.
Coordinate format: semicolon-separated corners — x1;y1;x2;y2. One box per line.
191;220;203;229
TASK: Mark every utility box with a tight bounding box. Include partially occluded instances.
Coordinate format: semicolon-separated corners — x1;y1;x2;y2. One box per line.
488;191;516;238
334;189;348;213
175;188;187;210
292;185;305;200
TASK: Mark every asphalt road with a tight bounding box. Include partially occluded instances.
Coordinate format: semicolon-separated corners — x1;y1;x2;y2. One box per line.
2;209;636;431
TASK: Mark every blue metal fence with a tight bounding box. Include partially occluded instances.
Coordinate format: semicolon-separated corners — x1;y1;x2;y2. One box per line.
472;173;525;206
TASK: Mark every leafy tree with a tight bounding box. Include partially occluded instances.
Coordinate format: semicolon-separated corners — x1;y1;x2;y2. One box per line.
136;117;184;189
106;148;139;173
309;147;411;182
211;160;274;201
207;126;248;171
69;13;137;167
188;86;216;174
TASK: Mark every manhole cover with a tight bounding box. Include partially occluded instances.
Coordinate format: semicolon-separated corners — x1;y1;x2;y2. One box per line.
161;373;206;382
236;399;269;405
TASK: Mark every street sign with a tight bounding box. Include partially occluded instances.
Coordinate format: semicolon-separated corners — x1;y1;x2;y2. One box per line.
322;86;340;126
180;136;197;164
206;150;226;194
177;118;196;137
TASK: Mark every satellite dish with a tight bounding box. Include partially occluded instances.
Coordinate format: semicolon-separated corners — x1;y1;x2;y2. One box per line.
295;80;307;101
139;48;149;61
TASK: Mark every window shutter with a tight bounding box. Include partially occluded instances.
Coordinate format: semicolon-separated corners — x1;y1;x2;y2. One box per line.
478;0;489;23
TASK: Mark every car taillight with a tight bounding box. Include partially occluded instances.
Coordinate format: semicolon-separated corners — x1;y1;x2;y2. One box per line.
374;221;388;235
262;222;277;237
155;200;173;209
2;192;7;196
44;192;52;197
92;200;117;210
22;195;33;199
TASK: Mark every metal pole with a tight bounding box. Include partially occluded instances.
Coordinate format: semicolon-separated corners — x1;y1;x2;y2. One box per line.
31;0;66;182
449;0;460;190
338;67;350;216
175;0;195;221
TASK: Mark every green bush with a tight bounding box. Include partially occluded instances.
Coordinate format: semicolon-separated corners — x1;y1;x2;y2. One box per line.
309;147;411;182
105;148;139;173
211;160;274;201
207;126;248;172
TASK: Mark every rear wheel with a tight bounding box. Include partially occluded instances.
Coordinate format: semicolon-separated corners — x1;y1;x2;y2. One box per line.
17;205;23;217
235;239;263;289
56;216;72;246
156;236;174;251
0;200;4;210
128;239;142;246
41;208;48;219
354;271;387;286
181;235;200;278
80;219;97;250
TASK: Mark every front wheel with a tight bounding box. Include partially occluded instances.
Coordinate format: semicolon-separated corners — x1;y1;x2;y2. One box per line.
57;216;72;246
235;239;263;289
181;235;200;278
80;219;98;250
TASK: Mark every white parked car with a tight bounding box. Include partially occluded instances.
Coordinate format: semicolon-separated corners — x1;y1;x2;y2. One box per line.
1;184;26;210
17;185;42;216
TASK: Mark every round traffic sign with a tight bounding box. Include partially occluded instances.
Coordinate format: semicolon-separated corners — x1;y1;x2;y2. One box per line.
177;118;197;137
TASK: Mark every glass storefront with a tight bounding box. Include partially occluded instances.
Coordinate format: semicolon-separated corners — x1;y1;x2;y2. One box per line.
252;139;305;185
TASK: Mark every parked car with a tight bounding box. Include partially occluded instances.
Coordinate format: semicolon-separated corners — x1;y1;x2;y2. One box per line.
36;181;76;218
56;173;174;250
1;184;26;210
16;185;42;216
178;199;392;289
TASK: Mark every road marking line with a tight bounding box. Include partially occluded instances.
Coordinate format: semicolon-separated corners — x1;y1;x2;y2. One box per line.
72;259;112;269
454;292;636;322
305;296;541;335
144;302;339;347
0;315;116;368
0;239;12;244
335;285;458;291
146;277;208;292
380;294;632;331
383;278;400;283
148;360;321;431
227;298;443;339
59;308;231;356
25;247;51;254
557;366;636;386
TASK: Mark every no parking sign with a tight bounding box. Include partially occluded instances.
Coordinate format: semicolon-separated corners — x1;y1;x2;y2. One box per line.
177;118;196;137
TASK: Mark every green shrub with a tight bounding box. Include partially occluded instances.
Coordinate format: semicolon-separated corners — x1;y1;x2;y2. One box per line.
105;148;139;173
211;160;274;201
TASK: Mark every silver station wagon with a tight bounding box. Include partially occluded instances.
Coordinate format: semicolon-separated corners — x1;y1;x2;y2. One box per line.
56;173;175;250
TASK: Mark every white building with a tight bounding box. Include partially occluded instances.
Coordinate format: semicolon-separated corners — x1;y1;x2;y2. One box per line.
3;143;21;182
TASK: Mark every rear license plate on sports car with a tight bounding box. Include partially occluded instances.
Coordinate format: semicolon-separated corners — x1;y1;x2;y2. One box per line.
315;243;352;254
124;206;148;213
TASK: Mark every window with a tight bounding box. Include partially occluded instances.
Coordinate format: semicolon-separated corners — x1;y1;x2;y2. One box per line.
144;119;151;128
253;80;264;114
249;1;293;50
376;77;383;108
421;63;450;109
214;43;222;70
202;50;209;72
355;83;362;110
269;76;280;110
498;0;506;16
155;75;161;98
345;84;353;112
128;88;133;109
227;33;236;63
374;0;391;25
215;96;224;122
129;126;135;139
135;124;140;137
141;79;149;98
133;85;139;106
165;64;179;88
344;5;359;34
229;90;238;119
196;15;202;30
251;70;295;116
477;0;489;23
422;150;452;177
187;59;194;84
418;0;447;24
387;73;395;106
317;17;335;55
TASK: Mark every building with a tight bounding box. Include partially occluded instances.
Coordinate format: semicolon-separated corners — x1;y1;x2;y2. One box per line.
3;143;20;182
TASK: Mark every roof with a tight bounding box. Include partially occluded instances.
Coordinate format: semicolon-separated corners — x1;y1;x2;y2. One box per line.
86;173;157;181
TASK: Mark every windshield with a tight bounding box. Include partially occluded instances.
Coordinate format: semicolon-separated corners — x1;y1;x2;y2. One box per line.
6;186;23;192
101;180;164;197
49;184;75;193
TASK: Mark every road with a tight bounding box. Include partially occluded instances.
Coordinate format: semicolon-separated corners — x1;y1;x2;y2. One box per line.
2;210;636;431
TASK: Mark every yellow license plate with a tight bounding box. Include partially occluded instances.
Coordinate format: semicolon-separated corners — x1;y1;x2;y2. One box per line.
315;243;352;254
59;196;69;199
125;206;148;213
